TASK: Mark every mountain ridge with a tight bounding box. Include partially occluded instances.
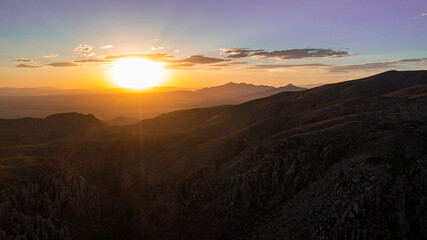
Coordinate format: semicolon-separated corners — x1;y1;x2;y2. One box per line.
0;70;426;239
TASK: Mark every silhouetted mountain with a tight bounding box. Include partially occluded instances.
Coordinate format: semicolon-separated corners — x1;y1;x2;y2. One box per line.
0;70;426;240
241;83;306;99
0;112;106;145
0;82;292;120
196;82;274;96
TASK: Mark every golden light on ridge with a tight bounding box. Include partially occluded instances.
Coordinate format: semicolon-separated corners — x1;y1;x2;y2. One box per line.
110;58;167;90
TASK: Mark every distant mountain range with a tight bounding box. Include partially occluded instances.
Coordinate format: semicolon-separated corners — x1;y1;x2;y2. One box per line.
241;83;306;99
0;82;307;120
0;70;426;239
0;82;306;97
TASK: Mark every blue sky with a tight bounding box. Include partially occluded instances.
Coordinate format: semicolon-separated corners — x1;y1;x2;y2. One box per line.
1;0;426;88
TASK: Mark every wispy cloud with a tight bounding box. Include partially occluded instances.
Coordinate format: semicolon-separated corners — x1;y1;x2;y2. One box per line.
45;62;80;67
329;63;393;72
105;53;174;62
74;59;112;63
13;58;32;62
165;63;196;70
74;44;94;56
412;13;427;20
16;64;41;68
43;54;58;58
247;63;329;70
329;57;427;72
100;45;114;49
151;46;164;50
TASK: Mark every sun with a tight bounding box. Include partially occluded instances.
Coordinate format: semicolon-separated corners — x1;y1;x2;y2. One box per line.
110;58;167;90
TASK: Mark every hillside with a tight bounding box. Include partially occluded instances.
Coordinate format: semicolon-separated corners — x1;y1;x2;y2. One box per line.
0;70;426;239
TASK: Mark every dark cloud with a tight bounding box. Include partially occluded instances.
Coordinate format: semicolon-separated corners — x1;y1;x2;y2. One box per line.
252;48;351;60
247;63;329;69
229;61;248;65
14;58;32;62
221;48;350;60
176;55;229;64
45;62;80;67
16;64;42;68
105;53;174;62
220;48;264;58
390;57;427;63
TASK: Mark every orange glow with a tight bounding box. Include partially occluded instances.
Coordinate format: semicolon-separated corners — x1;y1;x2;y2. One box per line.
109;58;167;90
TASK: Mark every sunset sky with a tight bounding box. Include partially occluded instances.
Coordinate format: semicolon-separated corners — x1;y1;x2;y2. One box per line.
1;0;426;89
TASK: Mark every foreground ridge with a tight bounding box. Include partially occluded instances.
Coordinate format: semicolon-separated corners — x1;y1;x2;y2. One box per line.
0;70;426;240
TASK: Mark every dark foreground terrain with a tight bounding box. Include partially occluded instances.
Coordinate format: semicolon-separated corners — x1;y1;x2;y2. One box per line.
0;70;426;239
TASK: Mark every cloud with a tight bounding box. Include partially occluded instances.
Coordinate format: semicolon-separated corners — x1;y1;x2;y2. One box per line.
389;57;427;63
329;63;393;72
176;55;229;64
151;46;164;50
165;63;196;70
220;48;264;58
412;13;427;20
252;48;351;60
105;53;174;62
74;44;94;56
329;57;427;72
75;44;93;52
43;54;58;58
16;64;41;68
220;48;350;60
45;62;79;67
247;63;329;69
100;45;113;49
13;58;32;62
74;59;111;63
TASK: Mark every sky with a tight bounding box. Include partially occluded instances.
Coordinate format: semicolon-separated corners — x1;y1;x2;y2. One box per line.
0;0;426;89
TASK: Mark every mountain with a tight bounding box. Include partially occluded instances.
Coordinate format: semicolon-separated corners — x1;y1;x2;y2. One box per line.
0;82;296;120
0;112;106;145
241;83;306;99
196;82;274;96
0;70;426;239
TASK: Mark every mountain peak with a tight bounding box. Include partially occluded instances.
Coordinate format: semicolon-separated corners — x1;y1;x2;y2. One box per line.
285;83;296;87
225;82;236;85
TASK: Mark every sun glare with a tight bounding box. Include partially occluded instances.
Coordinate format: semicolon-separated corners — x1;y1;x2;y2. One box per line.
110;58;166;90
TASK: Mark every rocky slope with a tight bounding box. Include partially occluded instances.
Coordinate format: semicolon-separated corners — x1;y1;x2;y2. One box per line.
0;70;426;239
